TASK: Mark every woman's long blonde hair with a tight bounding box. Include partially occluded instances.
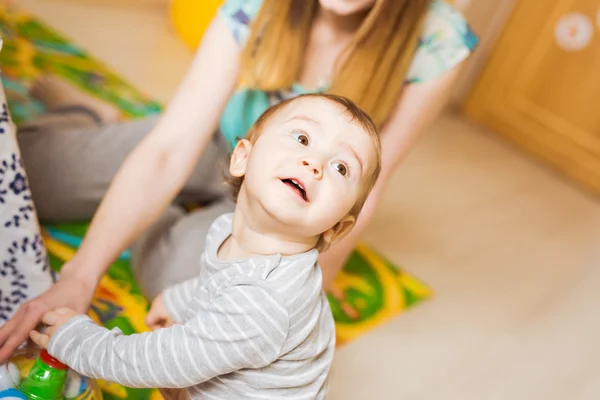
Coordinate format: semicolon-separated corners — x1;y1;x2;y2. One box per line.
240;0;430;127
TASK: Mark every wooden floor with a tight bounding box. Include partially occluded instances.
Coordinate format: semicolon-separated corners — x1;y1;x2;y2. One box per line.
18;1;600;398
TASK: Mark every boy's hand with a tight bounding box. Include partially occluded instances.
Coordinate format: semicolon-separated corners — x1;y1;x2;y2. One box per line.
29;308;81;349
146;294;175;330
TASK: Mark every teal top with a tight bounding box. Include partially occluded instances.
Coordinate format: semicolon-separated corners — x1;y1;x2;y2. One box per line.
217;0;479;150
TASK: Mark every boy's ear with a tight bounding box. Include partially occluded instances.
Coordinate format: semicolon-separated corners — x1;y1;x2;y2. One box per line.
321;214;356;247
229;139;253;178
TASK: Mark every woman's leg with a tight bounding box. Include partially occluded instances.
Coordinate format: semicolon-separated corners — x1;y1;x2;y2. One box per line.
20;113;229;222
29;75;122;124
18;112;159;221
131;197;235;300
18;75;229;221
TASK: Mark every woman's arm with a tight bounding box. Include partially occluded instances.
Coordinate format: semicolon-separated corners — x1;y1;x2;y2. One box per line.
0;16;241;362
70;17;241;283
321;65;463;290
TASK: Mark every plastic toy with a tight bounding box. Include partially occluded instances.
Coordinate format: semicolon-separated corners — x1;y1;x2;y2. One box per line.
0;388;27;400
3;346;102;400
20;349;68;400
0;363;20;391
62;371;87;400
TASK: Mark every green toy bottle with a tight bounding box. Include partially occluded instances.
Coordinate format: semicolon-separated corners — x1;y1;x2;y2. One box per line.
19;350;69;400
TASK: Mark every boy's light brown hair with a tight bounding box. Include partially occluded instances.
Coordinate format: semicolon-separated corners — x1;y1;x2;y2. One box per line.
226;93;382;219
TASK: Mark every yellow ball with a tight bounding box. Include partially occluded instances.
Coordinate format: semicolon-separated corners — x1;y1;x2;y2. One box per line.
170;0;223;49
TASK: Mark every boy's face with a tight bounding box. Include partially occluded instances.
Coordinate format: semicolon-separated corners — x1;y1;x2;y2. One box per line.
230;97;378;244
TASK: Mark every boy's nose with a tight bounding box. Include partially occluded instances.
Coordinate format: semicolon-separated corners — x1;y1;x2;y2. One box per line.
300;158;323;179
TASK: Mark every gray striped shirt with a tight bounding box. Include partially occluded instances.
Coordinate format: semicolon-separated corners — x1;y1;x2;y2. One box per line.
48;213;335;399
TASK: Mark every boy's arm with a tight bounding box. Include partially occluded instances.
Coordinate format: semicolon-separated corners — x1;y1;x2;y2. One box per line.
47;283;289;388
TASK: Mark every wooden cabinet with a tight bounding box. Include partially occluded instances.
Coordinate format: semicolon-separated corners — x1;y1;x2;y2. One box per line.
464;0;600;195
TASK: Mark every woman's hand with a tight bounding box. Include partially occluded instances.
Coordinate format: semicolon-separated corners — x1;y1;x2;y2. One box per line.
0;266;95;362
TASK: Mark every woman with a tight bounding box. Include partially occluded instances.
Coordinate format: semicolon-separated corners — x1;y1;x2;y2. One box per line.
0;0;477;361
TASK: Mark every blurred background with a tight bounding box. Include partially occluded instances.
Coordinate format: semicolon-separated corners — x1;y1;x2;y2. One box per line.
1;0;600;399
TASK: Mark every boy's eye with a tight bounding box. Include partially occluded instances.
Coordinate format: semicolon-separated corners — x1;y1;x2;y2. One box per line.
332;161;348;176
292;132;309;146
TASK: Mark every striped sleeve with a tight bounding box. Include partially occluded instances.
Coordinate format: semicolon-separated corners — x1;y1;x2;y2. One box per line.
47;284;289;388
162;277;201;323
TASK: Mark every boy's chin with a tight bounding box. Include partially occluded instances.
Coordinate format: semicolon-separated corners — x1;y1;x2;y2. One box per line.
256;197;344;236
261;205;317;234
265;206;307;228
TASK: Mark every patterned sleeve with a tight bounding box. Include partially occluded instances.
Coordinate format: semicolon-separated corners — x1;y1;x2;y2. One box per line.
217;0;264;47
406;0;479;84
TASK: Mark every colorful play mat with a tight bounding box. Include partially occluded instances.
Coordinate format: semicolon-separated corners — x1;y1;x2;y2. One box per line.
0;5;432;400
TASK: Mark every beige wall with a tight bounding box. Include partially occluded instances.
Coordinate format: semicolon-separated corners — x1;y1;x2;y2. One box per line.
450;0;518;106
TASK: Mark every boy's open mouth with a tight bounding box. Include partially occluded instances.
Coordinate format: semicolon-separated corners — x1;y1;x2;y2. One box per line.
281;178;308;202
